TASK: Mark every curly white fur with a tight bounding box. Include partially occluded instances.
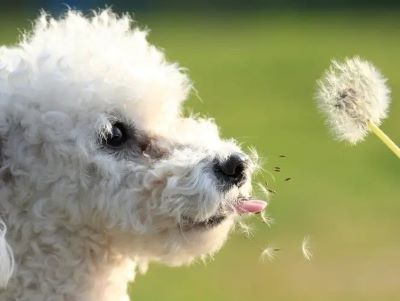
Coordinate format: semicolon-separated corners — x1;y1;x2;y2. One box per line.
0;220;14;288
0;9;261;301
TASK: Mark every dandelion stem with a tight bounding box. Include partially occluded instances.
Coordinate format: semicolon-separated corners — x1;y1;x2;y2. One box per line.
368;121;400;159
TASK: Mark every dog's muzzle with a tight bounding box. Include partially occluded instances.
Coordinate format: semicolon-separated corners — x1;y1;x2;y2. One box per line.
179;152;267;231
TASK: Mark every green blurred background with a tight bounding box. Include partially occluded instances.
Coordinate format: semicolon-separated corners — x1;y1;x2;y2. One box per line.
1;1;399;300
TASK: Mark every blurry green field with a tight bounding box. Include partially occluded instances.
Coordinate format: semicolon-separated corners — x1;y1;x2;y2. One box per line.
1;10;399;301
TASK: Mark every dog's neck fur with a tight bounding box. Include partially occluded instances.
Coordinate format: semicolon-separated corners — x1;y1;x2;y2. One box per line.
0;186;136;301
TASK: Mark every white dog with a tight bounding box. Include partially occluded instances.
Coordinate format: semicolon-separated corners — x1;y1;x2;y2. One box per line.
0;10;266;301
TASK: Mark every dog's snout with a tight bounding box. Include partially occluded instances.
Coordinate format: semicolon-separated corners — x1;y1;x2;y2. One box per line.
214;153;247;186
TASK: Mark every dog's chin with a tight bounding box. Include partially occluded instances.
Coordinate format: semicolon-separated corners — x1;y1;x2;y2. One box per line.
113;216;234;267
163;216;234;266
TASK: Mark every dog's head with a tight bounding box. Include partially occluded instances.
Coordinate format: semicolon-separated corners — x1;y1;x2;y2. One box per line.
0;10;266;266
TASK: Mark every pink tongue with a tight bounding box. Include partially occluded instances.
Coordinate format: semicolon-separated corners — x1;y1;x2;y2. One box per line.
234;200;267;214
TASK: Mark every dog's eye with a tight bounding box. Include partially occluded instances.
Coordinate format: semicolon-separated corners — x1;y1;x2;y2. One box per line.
103;122;128;147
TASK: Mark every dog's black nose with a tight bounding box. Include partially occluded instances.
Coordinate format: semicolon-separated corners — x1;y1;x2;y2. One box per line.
214;153;247;186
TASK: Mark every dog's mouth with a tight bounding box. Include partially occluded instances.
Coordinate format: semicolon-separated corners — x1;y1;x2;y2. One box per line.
181;214;228;230
180;197;267;231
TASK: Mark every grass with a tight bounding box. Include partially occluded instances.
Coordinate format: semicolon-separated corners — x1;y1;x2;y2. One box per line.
1;10;399;301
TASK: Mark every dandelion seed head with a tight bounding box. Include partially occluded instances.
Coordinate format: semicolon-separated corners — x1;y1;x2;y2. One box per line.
301;235;312;261
316;57;390;144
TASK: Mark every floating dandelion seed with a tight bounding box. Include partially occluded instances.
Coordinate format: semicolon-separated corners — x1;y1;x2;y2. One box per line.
200;254;214;265
301;236;312;261
257;182;270;199
316;57;400;158
237;221;253;237
260;211;274;228
255;183;274;227
264;182;276;194
260;245;280;262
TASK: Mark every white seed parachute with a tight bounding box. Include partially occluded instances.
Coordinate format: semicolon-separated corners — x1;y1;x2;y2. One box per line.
301;235;312;261
260;245;280;262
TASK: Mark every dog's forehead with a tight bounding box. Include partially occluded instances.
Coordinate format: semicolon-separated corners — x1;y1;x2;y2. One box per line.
0;10;191;133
